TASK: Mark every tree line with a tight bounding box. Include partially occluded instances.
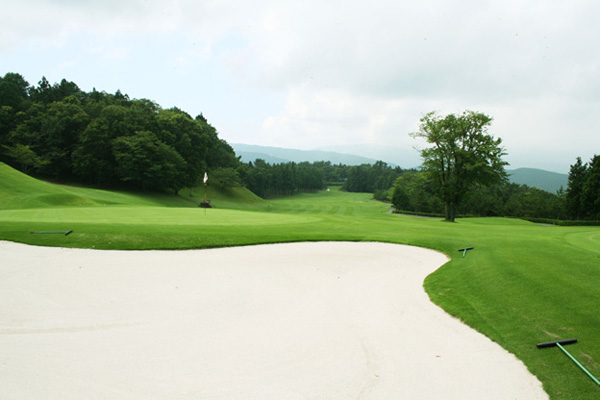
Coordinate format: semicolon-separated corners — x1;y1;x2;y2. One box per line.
565;155;600;220
2;74;597;221
389;156;600;222
239;160;326;198
0;72;238;192
390;170;565;220
387;110;598;223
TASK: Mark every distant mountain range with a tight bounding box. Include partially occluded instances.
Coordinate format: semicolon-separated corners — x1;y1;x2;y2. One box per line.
506;168;568;193
231;143;568;193
232;143;383;166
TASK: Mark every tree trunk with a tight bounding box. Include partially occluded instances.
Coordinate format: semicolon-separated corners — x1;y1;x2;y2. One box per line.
445;201;456;222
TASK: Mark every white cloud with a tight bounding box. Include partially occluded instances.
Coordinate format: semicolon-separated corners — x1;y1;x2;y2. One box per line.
2;0;599;172
260;85;434;150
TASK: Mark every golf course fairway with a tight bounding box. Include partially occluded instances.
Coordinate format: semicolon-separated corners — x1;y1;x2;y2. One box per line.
1;162;599;399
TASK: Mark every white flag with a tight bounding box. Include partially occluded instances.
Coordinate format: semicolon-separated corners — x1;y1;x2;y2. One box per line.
203;172;208;183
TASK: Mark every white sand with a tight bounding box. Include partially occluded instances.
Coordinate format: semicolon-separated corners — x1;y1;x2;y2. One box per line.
0;241;547;399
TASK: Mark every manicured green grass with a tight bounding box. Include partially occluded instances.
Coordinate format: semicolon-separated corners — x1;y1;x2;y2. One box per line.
1;162;599;399
0;162;197;209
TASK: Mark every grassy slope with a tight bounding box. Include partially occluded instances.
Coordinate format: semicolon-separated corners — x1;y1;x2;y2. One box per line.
0;163;196;209
1;162;600;399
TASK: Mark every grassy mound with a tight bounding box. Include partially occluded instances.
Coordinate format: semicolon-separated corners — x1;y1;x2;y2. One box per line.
0;162;264;209
0;163;96;209
0;162;198;208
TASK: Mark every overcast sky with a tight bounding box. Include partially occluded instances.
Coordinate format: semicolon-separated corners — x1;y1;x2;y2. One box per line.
2;0;598;173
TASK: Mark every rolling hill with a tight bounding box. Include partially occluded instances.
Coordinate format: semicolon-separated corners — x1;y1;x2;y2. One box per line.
507;168;568;193
233;144;569;193
0;162;261;210
232;143;383;166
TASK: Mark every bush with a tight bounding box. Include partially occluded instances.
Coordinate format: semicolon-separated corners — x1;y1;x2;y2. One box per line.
521;217;600;226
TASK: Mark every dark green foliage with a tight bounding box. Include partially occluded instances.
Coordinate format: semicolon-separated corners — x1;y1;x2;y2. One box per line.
0;73;30;111
342;161;402;193
241;159;326;198
391;171;444;214
72;116;119;184
2;143;48;174
581;155;600;220
343;164;371;192
566;157;587;219
386;154;595;222
566;155;600;220
0;73;31;149
312;161;350;184
411;111;508;221
29;77;83;104
464;183;565;219
0;72;240;193
392;171;567;219
112;131;187;191
210;167;242;189
391;184;410;210
520;217;600;226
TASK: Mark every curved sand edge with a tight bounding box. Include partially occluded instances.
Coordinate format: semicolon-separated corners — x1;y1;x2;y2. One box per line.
0;241;548;399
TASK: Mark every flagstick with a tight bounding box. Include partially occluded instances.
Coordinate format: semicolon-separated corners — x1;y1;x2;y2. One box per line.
202;172;208;215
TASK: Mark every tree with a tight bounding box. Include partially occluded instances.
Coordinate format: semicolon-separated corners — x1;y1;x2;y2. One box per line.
29;77;82;104
0;73;30;111
0;72;242;192
581;155;600;220
566;157;588;219
343;164;371;192
411;110;508;221
71;117;119;184
391;183;410;211
112;131;186;192
210;167;242;189
391;171;443;214
2;143;48;174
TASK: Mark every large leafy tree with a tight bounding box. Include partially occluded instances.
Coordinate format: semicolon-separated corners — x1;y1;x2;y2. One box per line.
112;131;186;192
581;155;600;220
566;157;588;219
411;110;508;222
0;73;30;111
2;143;48;174
392;171;443;214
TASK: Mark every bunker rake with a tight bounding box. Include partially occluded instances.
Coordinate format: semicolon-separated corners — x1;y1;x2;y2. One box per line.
458;246;474;258
30;229;73;236
537;339;600;388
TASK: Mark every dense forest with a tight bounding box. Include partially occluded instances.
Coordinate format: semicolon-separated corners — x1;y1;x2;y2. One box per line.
389;157;599;222
390;170;565;219
0;73;239;192
565;156;600;220
1;72;597;221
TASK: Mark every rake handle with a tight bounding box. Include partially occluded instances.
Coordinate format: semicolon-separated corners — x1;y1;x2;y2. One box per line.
556;343;600;387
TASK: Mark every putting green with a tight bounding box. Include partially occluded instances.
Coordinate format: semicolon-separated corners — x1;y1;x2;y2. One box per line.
565;231;600;254
0;207;320;227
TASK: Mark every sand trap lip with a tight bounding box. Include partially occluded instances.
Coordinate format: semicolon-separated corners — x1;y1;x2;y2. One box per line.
0;241;547;399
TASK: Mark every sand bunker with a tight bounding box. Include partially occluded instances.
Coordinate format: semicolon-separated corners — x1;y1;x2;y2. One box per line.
0;241;547;399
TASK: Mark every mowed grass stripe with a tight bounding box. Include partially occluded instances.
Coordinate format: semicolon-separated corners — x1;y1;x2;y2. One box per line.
267;189;386;216
0;207;319;226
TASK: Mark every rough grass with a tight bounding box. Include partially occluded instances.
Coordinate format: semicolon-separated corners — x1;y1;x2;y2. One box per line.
1;162;600;399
